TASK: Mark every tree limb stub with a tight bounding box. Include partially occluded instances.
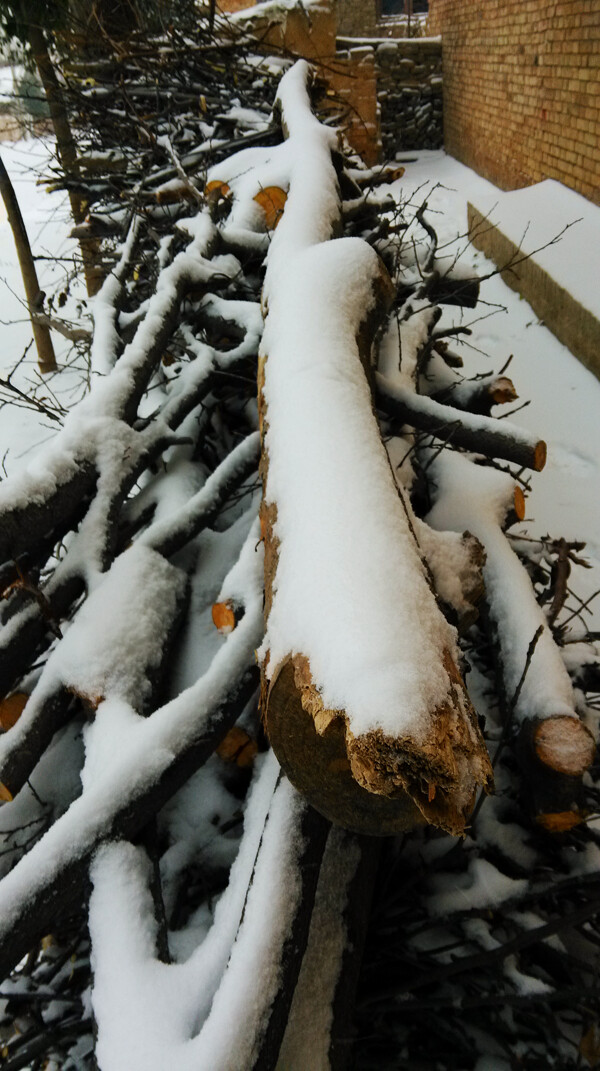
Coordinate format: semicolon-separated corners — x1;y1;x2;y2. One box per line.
424;446;595;830
518;715;596;832
376;374;547;472
431;375;519;417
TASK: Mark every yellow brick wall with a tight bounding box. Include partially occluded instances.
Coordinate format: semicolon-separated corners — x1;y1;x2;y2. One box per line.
428;0;600;203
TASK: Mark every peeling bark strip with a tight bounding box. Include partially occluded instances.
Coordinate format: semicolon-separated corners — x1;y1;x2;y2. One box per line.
258;63;492;837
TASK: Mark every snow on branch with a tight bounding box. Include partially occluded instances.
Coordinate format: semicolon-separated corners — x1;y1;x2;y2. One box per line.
257;61;492;836
0;24;598;1070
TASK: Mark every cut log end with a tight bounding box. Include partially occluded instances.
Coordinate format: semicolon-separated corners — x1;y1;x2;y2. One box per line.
216;726;258;768
513;486;526;522
0;782;13;803
534;440;547;472
205;180;230;198
0;693;28;732
263;659;425;837
533;715;596;777
212;600;238;634
253;186;287;230
536;810;587;833
490;376;518;406
263;653;493;837
517;715;595;832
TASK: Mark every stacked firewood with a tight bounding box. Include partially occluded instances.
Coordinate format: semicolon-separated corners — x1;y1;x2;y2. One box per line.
0;17;598;1070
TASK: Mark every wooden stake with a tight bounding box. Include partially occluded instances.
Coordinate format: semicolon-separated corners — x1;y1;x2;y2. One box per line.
0;153;57;374
27;22;103;296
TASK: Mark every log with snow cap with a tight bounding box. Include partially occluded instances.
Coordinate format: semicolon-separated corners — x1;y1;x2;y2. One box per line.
424;447;596;830
256;61;493;836
0;519;264;981
376;374;547;472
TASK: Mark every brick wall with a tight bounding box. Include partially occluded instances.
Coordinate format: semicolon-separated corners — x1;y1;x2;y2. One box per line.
218;0;380;162
427;0;600;203
337;0;379;37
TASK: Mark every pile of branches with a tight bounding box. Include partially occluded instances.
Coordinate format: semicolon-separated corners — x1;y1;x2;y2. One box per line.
0;13;599;1070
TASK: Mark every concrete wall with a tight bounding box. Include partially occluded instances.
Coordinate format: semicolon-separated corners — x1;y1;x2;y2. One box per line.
428;0;600;204
468;202;600;379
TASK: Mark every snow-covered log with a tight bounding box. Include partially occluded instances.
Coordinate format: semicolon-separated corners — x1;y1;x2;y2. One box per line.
89;757;329;1071
425;447;596;829
376;373;547;472
0;521;263;980
257;63;493;837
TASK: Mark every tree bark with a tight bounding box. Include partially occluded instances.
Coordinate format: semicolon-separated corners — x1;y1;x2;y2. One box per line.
0;665;259;982
518;715;596;832
376;374;547;471
26;20;103;295
0;154;57;374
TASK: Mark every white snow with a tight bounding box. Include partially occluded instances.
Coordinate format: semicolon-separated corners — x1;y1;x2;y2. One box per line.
89;753;314;1071
469;179;600;321
394;151;600;627
425;447;577;724
230;0;330;23
427;856;528;915
259;63;462;742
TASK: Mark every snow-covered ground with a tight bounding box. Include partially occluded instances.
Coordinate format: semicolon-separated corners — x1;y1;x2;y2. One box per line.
394;150;600;626
1;140;599;623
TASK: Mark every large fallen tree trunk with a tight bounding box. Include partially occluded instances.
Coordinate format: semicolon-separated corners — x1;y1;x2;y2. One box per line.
256;63;493;837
